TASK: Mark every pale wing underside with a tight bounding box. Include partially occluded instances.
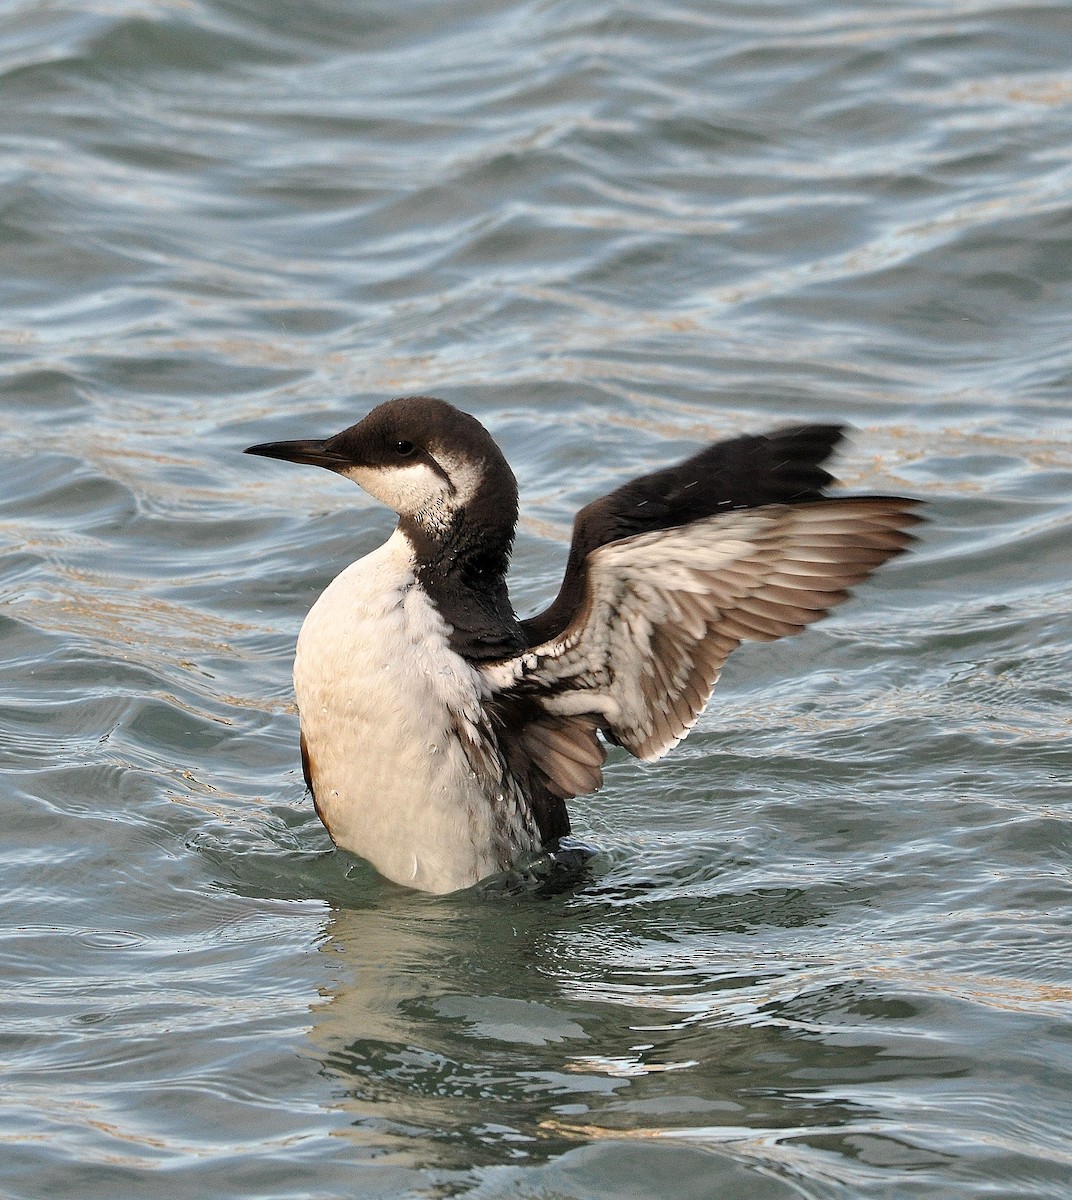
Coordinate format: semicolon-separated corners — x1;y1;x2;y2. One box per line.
483;497;920;800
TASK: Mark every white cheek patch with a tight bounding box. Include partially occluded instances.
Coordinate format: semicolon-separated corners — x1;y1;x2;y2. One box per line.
433;450;484;509
343;462;454;523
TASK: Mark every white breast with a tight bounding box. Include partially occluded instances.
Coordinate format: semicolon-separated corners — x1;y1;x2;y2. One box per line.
293;528;539;893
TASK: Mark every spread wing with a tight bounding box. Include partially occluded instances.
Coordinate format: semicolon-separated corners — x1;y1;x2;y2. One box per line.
482;496;921;812
520;423;848;647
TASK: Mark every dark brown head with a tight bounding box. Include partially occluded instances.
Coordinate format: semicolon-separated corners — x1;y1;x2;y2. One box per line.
246;395;519;547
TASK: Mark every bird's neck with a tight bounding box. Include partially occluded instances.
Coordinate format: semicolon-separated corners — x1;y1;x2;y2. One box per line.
399;510;523;661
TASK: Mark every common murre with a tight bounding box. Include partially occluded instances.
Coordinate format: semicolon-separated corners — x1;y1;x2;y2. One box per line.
246;396;920;894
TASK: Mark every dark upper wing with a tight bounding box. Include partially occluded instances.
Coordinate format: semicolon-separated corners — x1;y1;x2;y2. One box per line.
485;496;922;804
521;424;847;646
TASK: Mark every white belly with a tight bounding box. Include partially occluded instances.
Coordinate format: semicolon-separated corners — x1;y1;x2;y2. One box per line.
293;529;539;893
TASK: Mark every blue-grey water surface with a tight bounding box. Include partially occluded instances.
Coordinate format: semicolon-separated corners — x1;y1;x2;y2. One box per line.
2;2;1071;1197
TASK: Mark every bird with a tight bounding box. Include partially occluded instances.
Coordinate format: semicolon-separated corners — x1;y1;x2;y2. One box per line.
245;396;920;894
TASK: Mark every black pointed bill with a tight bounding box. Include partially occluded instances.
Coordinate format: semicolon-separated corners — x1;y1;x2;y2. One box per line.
244;438;352;471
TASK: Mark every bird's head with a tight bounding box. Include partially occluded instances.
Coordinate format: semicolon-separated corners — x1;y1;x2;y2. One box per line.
245;396;519;546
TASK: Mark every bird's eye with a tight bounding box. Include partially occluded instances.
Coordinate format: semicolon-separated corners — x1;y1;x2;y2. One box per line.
394;440;416;457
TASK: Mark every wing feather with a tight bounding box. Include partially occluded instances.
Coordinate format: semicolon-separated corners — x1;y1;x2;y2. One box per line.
484;496;921;775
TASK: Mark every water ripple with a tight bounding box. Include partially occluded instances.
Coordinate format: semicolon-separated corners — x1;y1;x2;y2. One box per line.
2;0;1071;1198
